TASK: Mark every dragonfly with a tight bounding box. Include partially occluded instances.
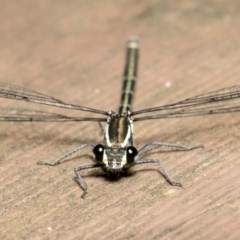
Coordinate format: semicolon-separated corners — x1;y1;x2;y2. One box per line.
1;37;240;197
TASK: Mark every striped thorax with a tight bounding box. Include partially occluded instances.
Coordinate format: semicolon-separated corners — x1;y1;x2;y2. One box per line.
93;112;137;174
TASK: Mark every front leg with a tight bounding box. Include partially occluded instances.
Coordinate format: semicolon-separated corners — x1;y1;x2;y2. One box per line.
74;163;102;198
138;141;204;156
135;158;182;187
37;143;95;166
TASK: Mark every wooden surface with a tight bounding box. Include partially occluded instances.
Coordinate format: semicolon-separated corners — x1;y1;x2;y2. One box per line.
1;1;240;239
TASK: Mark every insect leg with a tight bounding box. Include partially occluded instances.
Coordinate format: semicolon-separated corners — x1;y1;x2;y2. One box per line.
74;163;102;198
37;143;95;166
135;158;182;187
97;121;105;135
138;141;203;156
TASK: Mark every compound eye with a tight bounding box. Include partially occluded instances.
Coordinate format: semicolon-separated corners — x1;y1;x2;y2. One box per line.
93;144;104;162
126;146;138;163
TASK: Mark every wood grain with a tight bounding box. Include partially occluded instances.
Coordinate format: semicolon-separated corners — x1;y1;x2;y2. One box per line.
1;1;240;239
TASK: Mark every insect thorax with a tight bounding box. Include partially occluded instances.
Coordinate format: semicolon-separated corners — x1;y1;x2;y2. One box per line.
100;113;135;173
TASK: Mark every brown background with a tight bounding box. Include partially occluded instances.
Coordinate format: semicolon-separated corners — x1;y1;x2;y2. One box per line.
1;1;240;239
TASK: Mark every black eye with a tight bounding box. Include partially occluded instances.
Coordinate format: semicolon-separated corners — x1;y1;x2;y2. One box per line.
93;144;104;162
126;146;138;163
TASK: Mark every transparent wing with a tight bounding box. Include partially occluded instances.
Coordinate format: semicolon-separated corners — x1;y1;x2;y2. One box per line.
132;85;240;121
0;108;107;122
0;82;108;116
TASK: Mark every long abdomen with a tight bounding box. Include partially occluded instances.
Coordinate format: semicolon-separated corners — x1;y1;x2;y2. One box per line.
118;37;139;115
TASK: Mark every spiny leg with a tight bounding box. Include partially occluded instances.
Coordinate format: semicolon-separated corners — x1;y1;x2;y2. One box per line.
37;143;95;166
135;158;182;187
97;121;105;135
138;141;204;156
74;163;102;198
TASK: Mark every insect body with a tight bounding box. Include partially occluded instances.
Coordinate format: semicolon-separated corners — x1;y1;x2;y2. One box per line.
38;38;200;197
0;37;240;197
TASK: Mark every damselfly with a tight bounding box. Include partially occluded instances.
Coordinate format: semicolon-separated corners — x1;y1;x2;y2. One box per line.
1;37;240;197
